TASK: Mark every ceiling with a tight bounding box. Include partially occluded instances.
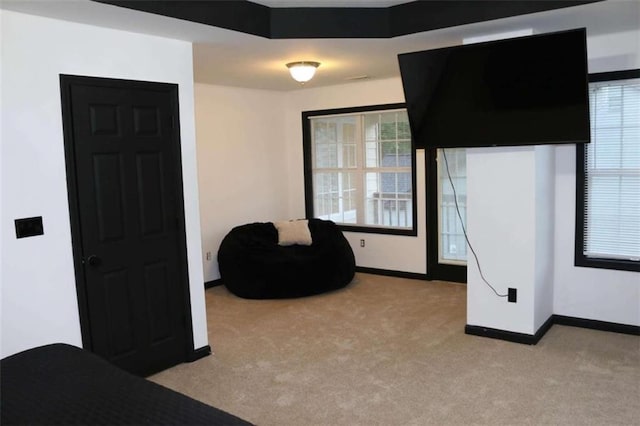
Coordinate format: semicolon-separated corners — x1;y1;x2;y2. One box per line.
2;0;638;91
254;0;409;6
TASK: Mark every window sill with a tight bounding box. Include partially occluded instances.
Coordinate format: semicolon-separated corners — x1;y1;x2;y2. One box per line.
574;256;640;273
337;224;417;237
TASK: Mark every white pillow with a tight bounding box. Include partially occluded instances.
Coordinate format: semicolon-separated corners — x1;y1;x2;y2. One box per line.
274;220;312;246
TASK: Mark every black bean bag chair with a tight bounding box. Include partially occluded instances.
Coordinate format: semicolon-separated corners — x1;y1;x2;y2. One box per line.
218;219;355;299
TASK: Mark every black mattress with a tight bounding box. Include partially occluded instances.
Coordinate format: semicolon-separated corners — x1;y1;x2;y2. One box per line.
1;343;252;426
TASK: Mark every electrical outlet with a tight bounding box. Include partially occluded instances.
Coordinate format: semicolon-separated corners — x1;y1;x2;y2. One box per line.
15;216;44;238
205;251;212;261
360;239;365;247
508;288;517;303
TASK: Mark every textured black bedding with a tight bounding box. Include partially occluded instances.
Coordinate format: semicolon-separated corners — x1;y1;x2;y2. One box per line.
0;343;252;426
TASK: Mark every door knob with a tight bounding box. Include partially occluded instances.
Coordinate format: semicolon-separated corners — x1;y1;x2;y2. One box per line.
87;255;102;267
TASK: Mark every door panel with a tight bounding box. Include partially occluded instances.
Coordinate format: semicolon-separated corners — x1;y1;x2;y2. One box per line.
144;261;172;343
103;268;136;358
136;152;166;236
93;153;126;242
61;75;191;376
89;104;121;136
133;106;161;136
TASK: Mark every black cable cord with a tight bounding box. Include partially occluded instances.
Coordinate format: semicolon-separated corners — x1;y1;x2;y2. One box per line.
441;149;508;298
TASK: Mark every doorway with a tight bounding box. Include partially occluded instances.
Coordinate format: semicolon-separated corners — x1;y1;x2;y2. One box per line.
60;75;193;376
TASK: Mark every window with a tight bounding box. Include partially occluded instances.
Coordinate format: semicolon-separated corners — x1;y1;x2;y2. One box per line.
425;148;467;283
438;148;467;265
303;104;416;235
576;70;640;272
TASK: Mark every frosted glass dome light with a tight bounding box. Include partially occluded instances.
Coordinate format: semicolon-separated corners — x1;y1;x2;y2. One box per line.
286;61;321;83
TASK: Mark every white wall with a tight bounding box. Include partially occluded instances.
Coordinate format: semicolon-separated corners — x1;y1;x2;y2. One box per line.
466;147;541;334
533;146;555;331
587;30;640;74
467;31;640;334
554;145;640;326
466;146;555;335
195;78;427;280
551;29;640;327
339;152;426;274
1;10;208;357
466;29;640;334
283;78;427;274
192;31;639;327
195;83;290;282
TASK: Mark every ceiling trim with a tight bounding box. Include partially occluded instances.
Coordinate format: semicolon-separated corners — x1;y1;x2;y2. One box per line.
93;0;603;39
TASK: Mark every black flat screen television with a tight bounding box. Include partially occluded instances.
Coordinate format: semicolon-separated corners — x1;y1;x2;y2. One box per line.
398;28;590;149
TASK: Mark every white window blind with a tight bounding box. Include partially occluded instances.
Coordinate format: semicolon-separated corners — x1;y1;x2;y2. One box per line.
583;77;640;261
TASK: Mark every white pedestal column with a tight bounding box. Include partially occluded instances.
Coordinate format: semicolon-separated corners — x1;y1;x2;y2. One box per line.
466;146;555;338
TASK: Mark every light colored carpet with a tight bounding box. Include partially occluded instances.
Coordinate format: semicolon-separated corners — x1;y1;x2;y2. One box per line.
150;273;640;425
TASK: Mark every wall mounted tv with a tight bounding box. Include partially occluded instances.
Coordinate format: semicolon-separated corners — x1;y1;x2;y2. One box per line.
398;28;590;149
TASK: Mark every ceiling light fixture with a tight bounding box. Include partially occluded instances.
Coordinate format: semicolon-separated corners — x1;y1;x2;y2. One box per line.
286;61;320;83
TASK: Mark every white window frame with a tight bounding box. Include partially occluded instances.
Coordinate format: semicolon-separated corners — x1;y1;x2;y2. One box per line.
302;104;417;236
437;148;468;266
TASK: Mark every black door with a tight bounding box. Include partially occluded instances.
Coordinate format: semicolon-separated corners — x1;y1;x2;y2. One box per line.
60;75;192;376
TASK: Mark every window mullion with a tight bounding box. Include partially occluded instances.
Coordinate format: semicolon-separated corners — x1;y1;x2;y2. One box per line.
355;115;365;225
